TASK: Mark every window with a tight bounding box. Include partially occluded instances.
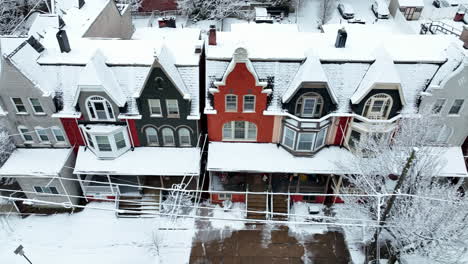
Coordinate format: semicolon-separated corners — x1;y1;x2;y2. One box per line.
155;77;164;89
18;126;33;142
148;99;162;116
29;98;44;114
429;125;452;144
315;127;328;149
282;127;296;149
178;128;191;146
432;99;446;115
52;127;66;142
162;128;175;146
225;95;237;112
86;132;94;148
297;133;316;151
34;186;59;194
363;93;393;119
166;100;179;117
448;99;464;115
114;132;126;150
243;95;255;112
222;121;257;141
12;98;27;113
35;127;49;142
295;93;323;118
86;96;115;121
96;136;112;151
218;193;232;200
145;127;158;146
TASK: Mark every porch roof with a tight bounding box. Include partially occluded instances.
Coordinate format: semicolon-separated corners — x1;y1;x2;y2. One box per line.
74;146;200;176
207;142;356;174
0;148;73;176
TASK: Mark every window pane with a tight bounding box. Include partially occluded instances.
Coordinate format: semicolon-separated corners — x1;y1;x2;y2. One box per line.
49;187;59;194
162;128;175;145
114;132;126;150
29;98;44;113
247;122;257;140
87;102;96;118
13;98;26;112
302;98;316;116
234;121;245;139
349;130;361;149
179;128;191;145
449;99;464;115
106;102;114;119
166;100;179;116
20;128;33;141
36;128;49;142
371;100;384;112
282;127;296;148
148;99;162;115
432;99;446;114
223;122;232;139
315;127;327;149
146;127;158;145
96;136;112;151
52;128;65;142
297;133;315;151
34;186;42;192
86;132;94;148
243;95;255;112
226;95;237;111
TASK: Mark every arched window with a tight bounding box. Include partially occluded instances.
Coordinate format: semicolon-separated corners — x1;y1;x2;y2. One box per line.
162;128;175;146
86;96;115;121
178;128;191;146
145;127;158;146
295;92;324;118
363;93;393;119
223;121;257;141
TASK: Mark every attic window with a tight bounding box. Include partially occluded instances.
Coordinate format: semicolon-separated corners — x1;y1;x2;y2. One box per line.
155;77;164;90
363;93;393;120
295;93;323;118
86;96;115;121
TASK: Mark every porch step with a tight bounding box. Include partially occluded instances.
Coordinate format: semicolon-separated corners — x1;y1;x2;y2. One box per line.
117;193;161;218
247;194;267;220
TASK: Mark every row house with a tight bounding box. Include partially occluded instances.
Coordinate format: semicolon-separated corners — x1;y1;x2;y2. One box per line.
204;24;468;219
0;0;204;215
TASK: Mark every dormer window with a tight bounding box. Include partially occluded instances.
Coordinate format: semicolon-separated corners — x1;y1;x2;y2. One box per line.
86;96;115;121
363;93;393;119
81;125;130;159
155;77;164;90
295;93;323;118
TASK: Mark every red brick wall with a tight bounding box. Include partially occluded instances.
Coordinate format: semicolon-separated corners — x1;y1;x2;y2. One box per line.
207;63;275;143
139;0;177;12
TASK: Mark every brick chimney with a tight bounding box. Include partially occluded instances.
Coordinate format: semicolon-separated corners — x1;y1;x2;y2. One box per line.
208;25;216;46
460;25;468;49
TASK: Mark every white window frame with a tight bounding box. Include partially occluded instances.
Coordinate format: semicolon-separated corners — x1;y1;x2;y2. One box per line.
448;99;464;115
86;96;115;121
145;127;159;146
225;94;238;112
296;132;316;151
18;126;33;143
34;186;59;194
282;126;296;150
51;127;66;143
363;94;393;119
243;95;256;112
81;125;130;159
11;97;27;114
314;127;328;150
162;127;175;146
28;98;45;114
295;93;324;118
432;98;446;115
35;126;50;143
222;121;257;141
218;193;232;200
165;99;180;118
148;99;162;117
178;128;191;146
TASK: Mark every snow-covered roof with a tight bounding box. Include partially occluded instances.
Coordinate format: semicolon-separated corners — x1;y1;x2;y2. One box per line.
398;0;424;7
282;51;334;103
207;142;356;174
438;147;468;177
178;66;201;119
74;146;200;176
75;50;126;106
28;14;59;39
230;23;299;33
0;148;72;176
350;49;402;104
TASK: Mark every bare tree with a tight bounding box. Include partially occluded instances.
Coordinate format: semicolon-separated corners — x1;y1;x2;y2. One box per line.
317;0;335;27
0;126;14;167
177;0;242;21
338;115;468;264
0;0;44;35
115;0;143;11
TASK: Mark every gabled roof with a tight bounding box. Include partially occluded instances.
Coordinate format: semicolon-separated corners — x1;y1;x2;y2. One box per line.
282;51;337;104
350;49;403;105
74;50;126;107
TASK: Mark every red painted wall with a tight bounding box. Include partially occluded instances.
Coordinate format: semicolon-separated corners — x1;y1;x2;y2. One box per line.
211;193;246;204
125;119;141;147
61;118;84;151
207;63;275;143
333;117;352;146
139;0;177;12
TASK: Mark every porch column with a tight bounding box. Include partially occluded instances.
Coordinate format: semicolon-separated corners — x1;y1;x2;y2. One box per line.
106;174;114;195
77;174;88;202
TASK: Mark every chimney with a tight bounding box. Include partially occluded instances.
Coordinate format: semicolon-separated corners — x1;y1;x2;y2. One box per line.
56;30;71;53
26;36;45;53
335;27;347;48
78;0;85;9
460;25;468;49
208;25;216;46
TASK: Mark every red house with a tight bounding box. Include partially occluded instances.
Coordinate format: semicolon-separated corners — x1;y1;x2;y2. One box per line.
139;0;177;12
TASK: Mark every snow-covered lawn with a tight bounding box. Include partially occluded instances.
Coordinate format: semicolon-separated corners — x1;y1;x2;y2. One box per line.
0;202;196;264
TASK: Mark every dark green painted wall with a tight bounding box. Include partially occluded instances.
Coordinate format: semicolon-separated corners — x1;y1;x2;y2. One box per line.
135;67;199;147
283;85;337;118
351;89;402;119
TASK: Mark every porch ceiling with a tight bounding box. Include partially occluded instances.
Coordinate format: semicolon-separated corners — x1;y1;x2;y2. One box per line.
74;146;200;176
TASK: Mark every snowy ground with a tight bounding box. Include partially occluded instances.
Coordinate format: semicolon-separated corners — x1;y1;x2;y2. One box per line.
0;203;196;264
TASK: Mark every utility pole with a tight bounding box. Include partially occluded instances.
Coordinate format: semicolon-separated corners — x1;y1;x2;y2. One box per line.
369;148;418;264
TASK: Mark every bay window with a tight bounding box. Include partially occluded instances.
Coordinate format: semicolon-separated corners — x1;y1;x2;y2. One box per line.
282;127;296;149
281;126;328;153
82;125;130;159
222;121;257;141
